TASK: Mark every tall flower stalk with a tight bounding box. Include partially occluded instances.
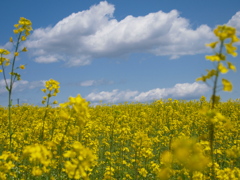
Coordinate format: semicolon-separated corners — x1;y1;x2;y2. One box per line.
40;79;60;141
0;17;32;151
197;25;239;179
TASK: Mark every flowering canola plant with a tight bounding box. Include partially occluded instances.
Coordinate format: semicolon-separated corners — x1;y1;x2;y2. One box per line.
197;25;239;179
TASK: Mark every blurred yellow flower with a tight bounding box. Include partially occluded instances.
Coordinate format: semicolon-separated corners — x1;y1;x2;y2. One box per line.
19;65;25;69
21;36;26;41
0;49;10;55
227;62;236;71
222;78;232;91
218;63;228;74
139;168;148;177
206;41;218;48
22;47;28;52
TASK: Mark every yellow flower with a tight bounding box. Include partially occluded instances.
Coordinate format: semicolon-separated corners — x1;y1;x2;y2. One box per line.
19;65;25;69
218;63;228;74
222;78;232;91
41;89;47;93
14;52;19;56
21;36;26;41
32;166;42;176
9;37;13;42
64;141;97;179
41;79;61;106
0;49;10;55
214;25;237;41
231;35;240;43
161;151;173;166
196;76;207;82
13;17;33;36
23;144;52;166
225;43;238;57
205;54;225;61
227;62;236;71
14;24;19;28
19;17;32;26
22;47;28;52
171;138;210;171
13;29;19;34
206;41;218;48
139;168;148;177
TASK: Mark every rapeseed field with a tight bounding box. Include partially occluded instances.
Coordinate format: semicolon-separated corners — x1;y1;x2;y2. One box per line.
1;97;240;179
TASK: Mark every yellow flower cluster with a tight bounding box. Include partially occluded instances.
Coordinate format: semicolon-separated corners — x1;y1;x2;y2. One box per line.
59;94;90;127
197;25;239;92
23;144;52;176
0;151;18;180
0;49;10;70
63;141;97;180
42;79;60;105
13;17;32;36
214;25;239;43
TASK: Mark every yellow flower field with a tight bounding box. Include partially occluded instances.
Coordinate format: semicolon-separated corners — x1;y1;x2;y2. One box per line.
0;97;240;179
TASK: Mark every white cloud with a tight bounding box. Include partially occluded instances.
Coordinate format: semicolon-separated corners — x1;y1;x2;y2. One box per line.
227;11;240;35
25;1;216;66
35;55;59;63
86;89;139;103
0;79;45;94
27;80;46;89
79;79;114;87
85;82;209;104
80;80;95;87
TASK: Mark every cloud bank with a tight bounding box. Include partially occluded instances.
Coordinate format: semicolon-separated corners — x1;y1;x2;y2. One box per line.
25;1;223;67
85;82;210;104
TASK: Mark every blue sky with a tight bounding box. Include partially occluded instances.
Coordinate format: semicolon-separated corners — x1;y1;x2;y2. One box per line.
0;0;240;106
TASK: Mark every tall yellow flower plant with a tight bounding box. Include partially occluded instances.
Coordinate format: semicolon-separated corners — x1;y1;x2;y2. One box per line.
0;17;32;151
197;25;239;107
197;25;239;179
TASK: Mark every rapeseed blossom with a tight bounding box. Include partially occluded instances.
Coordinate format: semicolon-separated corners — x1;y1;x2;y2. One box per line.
197;25;239;93
41;79;60;105
63;141;97;180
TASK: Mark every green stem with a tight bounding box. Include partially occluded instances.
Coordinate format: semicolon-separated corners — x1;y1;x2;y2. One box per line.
41;95;51;141
209;40;224;180
211;40;224;109
7;32;22;151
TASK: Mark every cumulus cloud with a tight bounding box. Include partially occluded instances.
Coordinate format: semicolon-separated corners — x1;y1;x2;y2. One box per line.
25;1;216;67
227;11;240;36
85;82;210;104
0;79;45;94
